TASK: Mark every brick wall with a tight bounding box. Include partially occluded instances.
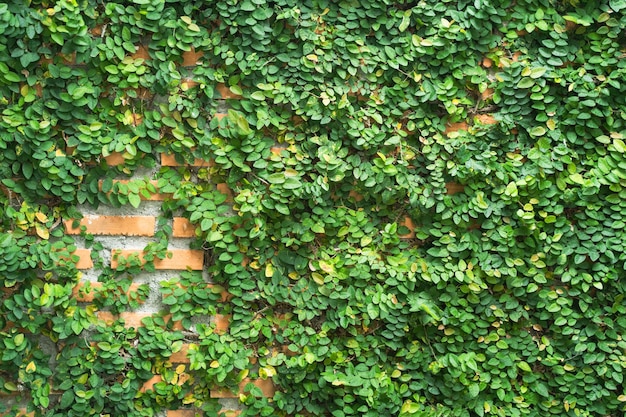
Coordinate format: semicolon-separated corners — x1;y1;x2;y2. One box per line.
59;149;274;416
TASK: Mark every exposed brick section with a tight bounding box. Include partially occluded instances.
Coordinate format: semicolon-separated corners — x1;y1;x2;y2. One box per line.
104;152;126;166
214;314;230;334
270;145;288;156
169;343;191;363
166;411;198;417
64;215;156;236
132;44;151;60
97;311;182;329
160;153;212;167
172;217;196;238
349;190;363;201
216;83;242;99
140;375;162;393
120;312;153;328
166;411;195;417
110;249;204;270
444;122;469;135
399;217;415;239
216;183;233;201
72;282;143;303
97;311;116;324
182;47;203;66
475;114;497;125
445;182;465;195
71;248;93;269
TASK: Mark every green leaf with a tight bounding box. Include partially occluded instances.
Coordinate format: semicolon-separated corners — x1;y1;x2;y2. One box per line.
267;173;285;184
530;67;547;78
399;10;411;32
535;383;549;397
128;193;141;208
59;390;74;409
250;91;265;100
516;77;534;89
517;361;532;372
529;126;546;137
610;0;626;11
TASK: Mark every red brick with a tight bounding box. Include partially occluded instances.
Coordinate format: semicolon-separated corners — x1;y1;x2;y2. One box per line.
111;249;204;270
104;152;126;166
445;182;465;195
120;312;152;329
173;217;196;238
161;314;185;331
480;88;494;101
97;311;183;330
169;343;191;363
71;248;93;269
444;122;468;135
181;78;199;90
270;146;287;156
348;190;363;202
64;215;156;236
214;314;230;334
140;375;162;393
182;47;203;66
132;44;150;61
216;183;233;201
167;411;200;417
97;311;116;324
160;153;212;167
475;114;497;125
399;217;415;239
216;83;242;99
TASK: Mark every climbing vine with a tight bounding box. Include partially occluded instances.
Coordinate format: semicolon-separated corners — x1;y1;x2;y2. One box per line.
2;0;626;416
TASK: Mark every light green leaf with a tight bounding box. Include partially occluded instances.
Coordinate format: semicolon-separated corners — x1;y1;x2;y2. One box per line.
516;77;534;89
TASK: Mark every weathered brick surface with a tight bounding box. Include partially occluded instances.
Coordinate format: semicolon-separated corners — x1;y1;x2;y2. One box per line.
71;248;94;269
64;215;156;236
172;217;197;238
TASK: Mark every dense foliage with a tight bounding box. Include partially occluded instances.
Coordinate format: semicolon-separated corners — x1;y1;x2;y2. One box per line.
2;0;626;416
